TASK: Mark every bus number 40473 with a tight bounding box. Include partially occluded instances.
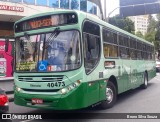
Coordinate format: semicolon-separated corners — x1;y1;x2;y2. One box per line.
47;82;65;88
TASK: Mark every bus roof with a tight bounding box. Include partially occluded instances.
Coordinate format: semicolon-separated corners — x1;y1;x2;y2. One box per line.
15;9;153;46
83;12;153;46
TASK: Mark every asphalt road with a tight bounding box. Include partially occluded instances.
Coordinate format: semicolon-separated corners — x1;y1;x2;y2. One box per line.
7;74;160;122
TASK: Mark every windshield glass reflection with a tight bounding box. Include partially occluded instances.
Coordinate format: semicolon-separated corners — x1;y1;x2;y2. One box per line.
15;30;81;72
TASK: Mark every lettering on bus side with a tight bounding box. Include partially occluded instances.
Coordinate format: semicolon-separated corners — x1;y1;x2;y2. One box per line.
30;84;41;87
47;82;65;88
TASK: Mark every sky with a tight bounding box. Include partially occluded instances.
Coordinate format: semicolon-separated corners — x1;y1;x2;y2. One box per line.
106;0;119;17
101;0;119;17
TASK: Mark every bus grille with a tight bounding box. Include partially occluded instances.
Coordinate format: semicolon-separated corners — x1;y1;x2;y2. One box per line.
22;88;59;92
18;75;64;82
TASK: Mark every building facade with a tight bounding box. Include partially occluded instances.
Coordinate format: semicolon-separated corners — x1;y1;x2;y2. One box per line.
0;0;100;78
129;15;149;35
0;0;100;37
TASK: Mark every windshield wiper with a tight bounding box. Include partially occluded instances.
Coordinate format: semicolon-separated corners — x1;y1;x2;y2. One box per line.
46;27;60;44
33;35;38;61
42;27;60;60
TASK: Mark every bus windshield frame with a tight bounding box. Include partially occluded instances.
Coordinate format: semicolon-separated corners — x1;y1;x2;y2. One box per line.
15;30;81;72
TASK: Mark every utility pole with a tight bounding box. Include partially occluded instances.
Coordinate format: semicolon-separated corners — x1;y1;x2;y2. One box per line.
104;0;106;21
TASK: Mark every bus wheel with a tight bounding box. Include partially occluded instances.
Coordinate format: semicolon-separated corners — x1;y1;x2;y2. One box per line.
141;73;148;89
100;81;117;109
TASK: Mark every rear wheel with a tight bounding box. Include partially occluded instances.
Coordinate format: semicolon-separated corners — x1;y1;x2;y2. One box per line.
100;81;117;109
141;73;148;89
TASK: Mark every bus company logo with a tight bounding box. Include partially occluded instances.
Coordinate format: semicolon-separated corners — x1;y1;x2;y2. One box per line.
0;45;5;51
2;114;11;119
30;84;41;87
2;114;42;120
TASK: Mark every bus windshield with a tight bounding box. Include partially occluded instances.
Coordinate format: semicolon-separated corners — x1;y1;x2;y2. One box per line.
15;30;81;72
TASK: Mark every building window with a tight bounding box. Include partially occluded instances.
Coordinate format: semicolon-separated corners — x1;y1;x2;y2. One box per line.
7;0;21;3
87;1;93;13
71;0;79;10
49;0;59;8
60;0;69;9
80;0;87;12
93;3;97;14
37;0;47;6
23;0;35;5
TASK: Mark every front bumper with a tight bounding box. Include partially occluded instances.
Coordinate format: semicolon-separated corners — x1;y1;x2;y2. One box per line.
14;83;88;110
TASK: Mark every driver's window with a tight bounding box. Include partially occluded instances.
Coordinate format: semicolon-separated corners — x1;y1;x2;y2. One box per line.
83;21;100;74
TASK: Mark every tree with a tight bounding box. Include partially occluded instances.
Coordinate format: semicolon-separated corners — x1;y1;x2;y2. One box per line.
147;15;156;33
136;31;144;39
109;15;135;33
144;14;160;51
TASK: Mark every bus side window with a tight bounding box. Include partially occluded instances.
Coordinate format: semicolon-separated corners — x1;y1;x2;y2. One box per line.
83;21;100;74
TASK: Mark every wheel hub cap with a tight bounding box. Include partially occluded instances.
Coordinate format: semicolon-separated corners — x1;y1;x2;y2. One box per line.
106;88;113;103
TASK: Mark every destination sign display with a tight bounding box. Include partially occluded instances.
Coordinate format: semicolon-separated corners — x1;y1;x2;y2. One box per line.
29;17;52;29
15;13;78;32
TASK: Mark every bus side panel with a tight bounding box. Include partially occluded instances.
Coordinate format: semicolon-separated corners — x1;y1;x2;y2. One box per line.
57;82;89;109
147;61;156;81
136;60;144;87
85;63;104;106
121;59;131;91
99;80;106;101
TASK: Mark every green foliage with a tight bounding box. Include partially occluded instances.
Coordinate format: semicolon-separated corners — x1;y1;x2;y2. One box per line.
136;31;144;39
109;14;160;51
145;14;160;51
109;15;135;33
147;15;156;33
145;31;156;42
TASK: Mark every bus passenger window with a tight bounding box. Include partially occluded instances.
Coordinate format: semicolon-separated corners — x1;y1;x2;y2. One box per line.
104;44;118;58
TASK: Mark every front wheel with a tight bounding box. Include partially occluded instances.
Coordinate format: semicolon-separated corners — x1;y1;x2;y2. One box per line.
100;81;117;109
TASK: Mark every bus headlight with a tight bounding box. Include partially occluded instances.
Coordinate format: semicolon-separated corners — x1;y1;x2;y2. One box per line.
60;80;81;95
16;86;21;92
61;89;67;94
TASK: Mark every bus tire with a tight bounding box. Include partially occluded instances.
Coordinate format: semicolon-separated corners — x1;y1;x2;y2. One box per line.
100;81;117;109
141;73;148;89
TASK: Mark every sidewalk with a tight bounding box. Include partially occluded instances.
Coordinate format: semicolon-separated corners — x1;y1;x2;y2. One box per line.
0;78;14;102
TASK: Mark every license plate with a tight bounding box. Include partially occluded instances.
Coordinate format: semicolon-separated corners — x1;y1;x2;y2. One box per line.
32;98;43;104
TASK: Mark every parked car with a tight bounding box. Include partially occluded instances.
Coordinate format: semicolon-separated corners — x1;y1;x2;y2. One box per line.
0;88;9;113
156;59;160;72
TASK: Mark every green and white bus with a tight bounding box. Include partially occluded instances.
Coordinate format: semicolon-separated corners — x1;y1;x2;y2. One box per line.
10;10;156;110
